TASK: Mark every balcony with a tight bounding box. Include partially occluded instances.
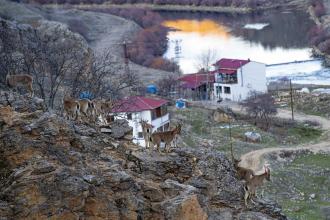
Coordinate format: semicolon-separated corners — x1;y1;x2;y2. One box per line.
216;79;238;84
152;113;170;128
215;73;238;84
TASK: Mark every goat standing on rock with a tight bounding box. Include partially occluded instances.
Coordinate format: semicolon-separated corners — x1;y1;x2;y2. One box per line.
6;74;34;97
231;146;255;181
244;166;271;206
150;124;181;153
63;97;80;121
140;120;154;150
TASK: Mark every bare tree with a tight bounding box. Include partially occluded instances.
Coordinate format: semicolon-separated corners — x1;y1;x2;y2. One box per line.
0;20;24;84
16;23;88;108
1;19;139;111
156;74;179;97
194;49;217;72
194;49;217;100
68;47;139;101
241;91;277;129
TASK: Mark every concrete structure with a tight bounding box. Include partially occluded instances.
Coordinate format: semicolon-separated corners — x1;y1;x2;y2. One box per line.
112;96;170;147
213;58;267;101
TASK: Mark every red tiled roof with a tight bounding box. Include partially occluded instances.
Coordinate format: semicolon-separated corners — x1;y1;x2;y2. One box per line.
112;96;168;113
214;58;250;69
179;71;215;89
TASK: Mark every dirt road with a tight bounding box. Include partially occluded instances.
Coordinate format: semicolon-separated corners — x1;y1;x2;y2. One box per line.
193;100;330;172
239;107;330;172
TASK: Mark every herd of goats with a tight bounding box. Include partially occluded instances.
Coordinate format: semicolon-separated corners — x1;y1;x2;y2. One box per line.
5;73;271;206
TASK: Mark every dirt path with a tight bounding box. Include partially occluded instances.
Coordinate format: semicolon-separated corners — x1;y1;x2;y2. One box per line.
239;142;330;172
239;107;330;172
192;100;330;171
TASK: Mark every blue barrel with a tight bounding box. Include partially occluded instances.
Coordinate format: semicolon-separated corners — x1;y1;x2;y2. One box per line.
79;91;93;100
176;99;185;109
146;85;157;94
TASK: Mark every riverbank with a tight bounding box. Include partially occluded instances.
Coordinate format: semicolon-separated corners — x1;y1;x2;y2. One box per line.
45;1;308;14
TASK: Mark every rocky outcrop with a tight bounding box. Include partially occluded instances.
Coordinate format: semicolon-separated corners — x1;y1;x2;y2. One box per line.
0;92;287;219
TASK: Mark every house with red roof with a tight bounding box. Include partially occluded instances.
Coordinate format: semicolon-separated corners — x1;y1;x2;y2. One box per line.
178;70;215;100
112;96;170;147
213;58;267;101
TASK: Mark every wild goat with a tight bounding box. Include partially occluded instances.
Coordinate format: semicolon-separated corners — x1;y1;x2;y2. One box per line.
78;99;96;122
150;124;181;153
244;166;271;206
140;120;154;149
231;146;254;181
172;123;182;148
63;97;80;121
6;74;34;97
92;99;113;123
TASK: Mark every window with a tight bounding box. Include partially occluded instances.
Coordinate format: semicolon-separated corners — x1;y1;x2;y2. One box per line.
224;87;231;94
138;132;143;138
106;115;115;123
161;106;168;115
157;126;163;132
152;106;166;120
127;113;132;120
216;86;222;94
156;107;162;118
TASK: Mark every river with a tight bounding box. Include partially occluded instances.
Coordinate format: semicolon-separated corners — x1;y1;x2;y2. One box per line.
162;10;330;85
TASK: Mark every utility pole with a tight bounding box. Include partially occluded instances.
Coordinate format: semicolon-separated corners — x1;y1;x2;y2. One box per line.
228;118;234;163
172;39;182;61
123;41;129;65
123;41;133;95
289;79;294;121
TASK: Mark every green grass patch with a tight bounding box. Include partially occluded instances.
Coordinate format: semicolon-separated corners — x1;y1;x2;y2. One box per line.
264;154;330;220
292;153;330;169
171;107;323;150
288;126;322;143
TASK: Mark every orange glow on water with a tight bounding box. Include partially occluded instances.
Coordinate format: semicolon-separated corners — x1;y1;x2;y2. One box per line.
163;19;230;39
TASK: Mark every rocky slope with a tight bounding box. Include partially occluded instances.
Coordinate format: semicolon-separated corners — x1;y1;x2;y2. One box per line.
0;0;171;83
0;91;286;219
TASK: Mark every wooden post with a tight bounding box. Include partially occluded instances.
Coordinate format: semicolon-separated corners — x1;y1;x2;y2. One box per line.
229;118;233;162
290;79;294;121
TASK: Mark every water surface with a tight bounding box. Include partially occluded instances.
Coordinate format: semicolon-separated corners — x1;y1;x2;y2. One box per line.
162;11;330;85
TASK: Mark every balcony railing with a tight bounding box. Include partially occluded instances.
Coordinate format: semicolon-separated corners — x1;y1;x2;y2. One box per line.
215;78;238;84
152;113;169;128
216;73;238;84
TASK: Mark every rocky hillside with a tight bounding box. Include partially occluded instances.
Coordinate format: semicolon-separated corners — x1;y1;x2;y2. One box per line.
0;91;286;219
0;0;171;83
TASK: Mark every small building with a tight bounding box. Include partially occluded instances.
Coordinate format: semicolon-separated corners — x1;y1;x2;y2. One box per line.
178;70;215;100
213;58;267;101
112;96;170;147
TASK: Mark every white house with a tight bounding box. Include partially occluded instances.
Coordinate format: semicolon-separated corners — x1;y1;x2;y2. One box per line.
213;58;267;101
112;96;170;147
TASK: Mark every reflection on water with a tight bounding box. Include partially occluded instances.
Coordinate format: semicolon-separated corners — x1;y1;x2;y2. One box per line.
163;19;229;39
162;10;317;75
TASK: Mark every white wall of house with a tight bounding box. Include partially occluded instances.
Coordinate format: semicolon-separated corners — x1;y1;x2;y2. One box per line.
214;61;267;101
114;110;170;147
